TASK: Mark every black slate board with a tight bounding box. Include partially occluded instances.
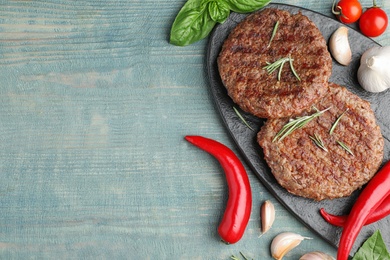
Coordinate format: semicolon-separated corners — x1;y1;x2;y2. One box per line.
206;3;390;256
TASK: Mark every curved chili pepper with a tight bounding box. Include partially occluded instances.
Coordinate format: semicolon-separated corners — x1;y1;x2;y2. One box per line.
320;193;390;227
185;135;252;244
336;160;390;260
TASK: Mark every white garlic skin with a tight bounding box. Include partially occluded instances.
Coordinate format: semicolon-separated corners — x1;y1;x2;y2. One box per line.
261;200;275;234
329;26;352;66
271;232;311;260
300;251;335;260
358;46;390;93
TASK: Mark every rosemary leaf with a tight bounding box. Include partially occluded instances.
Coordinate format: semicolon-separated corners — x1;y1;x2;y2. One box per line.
273;107;331;142
329;108;349;135
337;140;354;156
240;252;251;260
268;20;279;47
263;56;300;81
263;57;289;74
309;133;328;152
233;107;254;131
289;54;301;81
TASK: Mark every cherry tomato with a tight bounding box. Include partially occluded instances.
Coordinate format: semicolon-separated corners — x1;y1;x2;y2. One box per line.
359;6;388;37
332;0;362;24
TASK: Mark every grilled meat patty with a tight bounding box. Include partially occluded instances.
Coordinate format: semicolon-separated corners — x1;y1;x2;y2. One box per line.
218;8;332;118
257;83;384;201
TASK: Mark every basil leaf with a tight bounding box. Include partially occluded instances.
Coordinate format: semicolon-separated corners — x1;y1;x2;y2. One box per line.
170;0;216;46
169;0;270;46
352;230;390;260
207;0;230;23
224;0;271;13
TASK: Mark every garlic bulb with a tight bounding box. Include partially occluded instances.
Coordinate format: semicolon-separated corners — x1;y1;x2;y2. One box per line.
261;200;275;234
358;46;390;93
271;232;312;260
329;26;352;66
300;251;335;260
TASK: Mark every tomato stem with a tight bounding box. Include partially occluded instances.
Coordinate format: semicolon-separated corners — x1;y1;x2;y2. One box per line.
332;0;341;15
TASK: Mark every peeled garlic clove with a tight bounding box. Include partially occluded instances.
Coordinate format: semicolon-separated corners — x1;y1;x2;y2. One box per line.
261;200;275;234
300;251;335;260
271;232;312;260
329;26;352;66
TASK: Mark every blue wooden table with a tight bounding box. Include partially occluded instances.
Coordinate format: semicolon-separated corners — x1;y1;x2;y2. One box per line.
1;0;389;259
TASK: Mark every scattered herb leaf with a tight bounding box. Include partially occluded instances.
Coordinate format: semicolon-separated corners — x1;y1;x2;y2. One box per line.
233;107;254;131
309;133;328;152
230;252;253;260
170;0;271;46
170;0;217;46
352;230;390;260
224;0;271;13
329;108;349;135
268;20;279;47
288;54;301;81
263;56;300;81
207;0;231;23
337;140;354;156
273;107;331;142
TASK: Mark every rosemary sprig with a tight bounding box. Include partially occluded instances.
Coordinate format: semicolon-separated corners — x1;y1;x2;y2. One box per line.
263;55;300;81
329;108;349;135
273;107;331;142
268;20;279;47
289;55;301;81
263;57;289;81
337;140;354;156
230;252;253;260
233;107;254;131
309;133;328;152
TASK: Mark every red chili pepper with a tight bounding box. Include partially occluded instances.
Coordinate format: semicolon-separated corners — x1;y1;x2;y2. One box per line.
320;193;390;226
185;135;252;244
336;160;390;260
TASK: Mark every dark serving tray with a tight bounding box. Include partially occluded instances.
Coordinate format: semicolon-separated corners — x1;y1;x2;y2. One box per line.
206;3;390;256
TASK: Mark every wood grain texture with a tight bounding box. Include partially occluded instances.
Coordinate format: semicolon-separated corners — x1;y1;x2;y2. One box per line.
0;0;389;259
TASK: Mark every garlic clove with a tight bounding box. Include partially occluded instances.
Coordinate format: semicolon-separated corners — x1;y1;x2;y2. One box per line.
329;26;352;66
261;200;275;234
271;232;312;260
300;251;335;260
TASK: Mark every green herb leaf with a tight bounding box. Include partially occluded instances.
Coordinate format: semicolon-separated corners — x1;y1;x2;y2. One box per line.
288;54;301;81
337;140;354;156
206;0;230;23
268;21;279;47
263;56;300;81
170;0;216;46
224;0;271;13
309;133;328;152
352;230;390;260
233;107;254;131
329;108;348;135
230;252;253;260
170;0;270;46
273;107;330;142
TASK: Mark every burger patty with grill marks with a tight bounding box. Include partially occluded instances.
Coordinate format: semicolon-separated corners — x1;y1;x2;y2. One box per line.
257;83;384;201
218;8;332;118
